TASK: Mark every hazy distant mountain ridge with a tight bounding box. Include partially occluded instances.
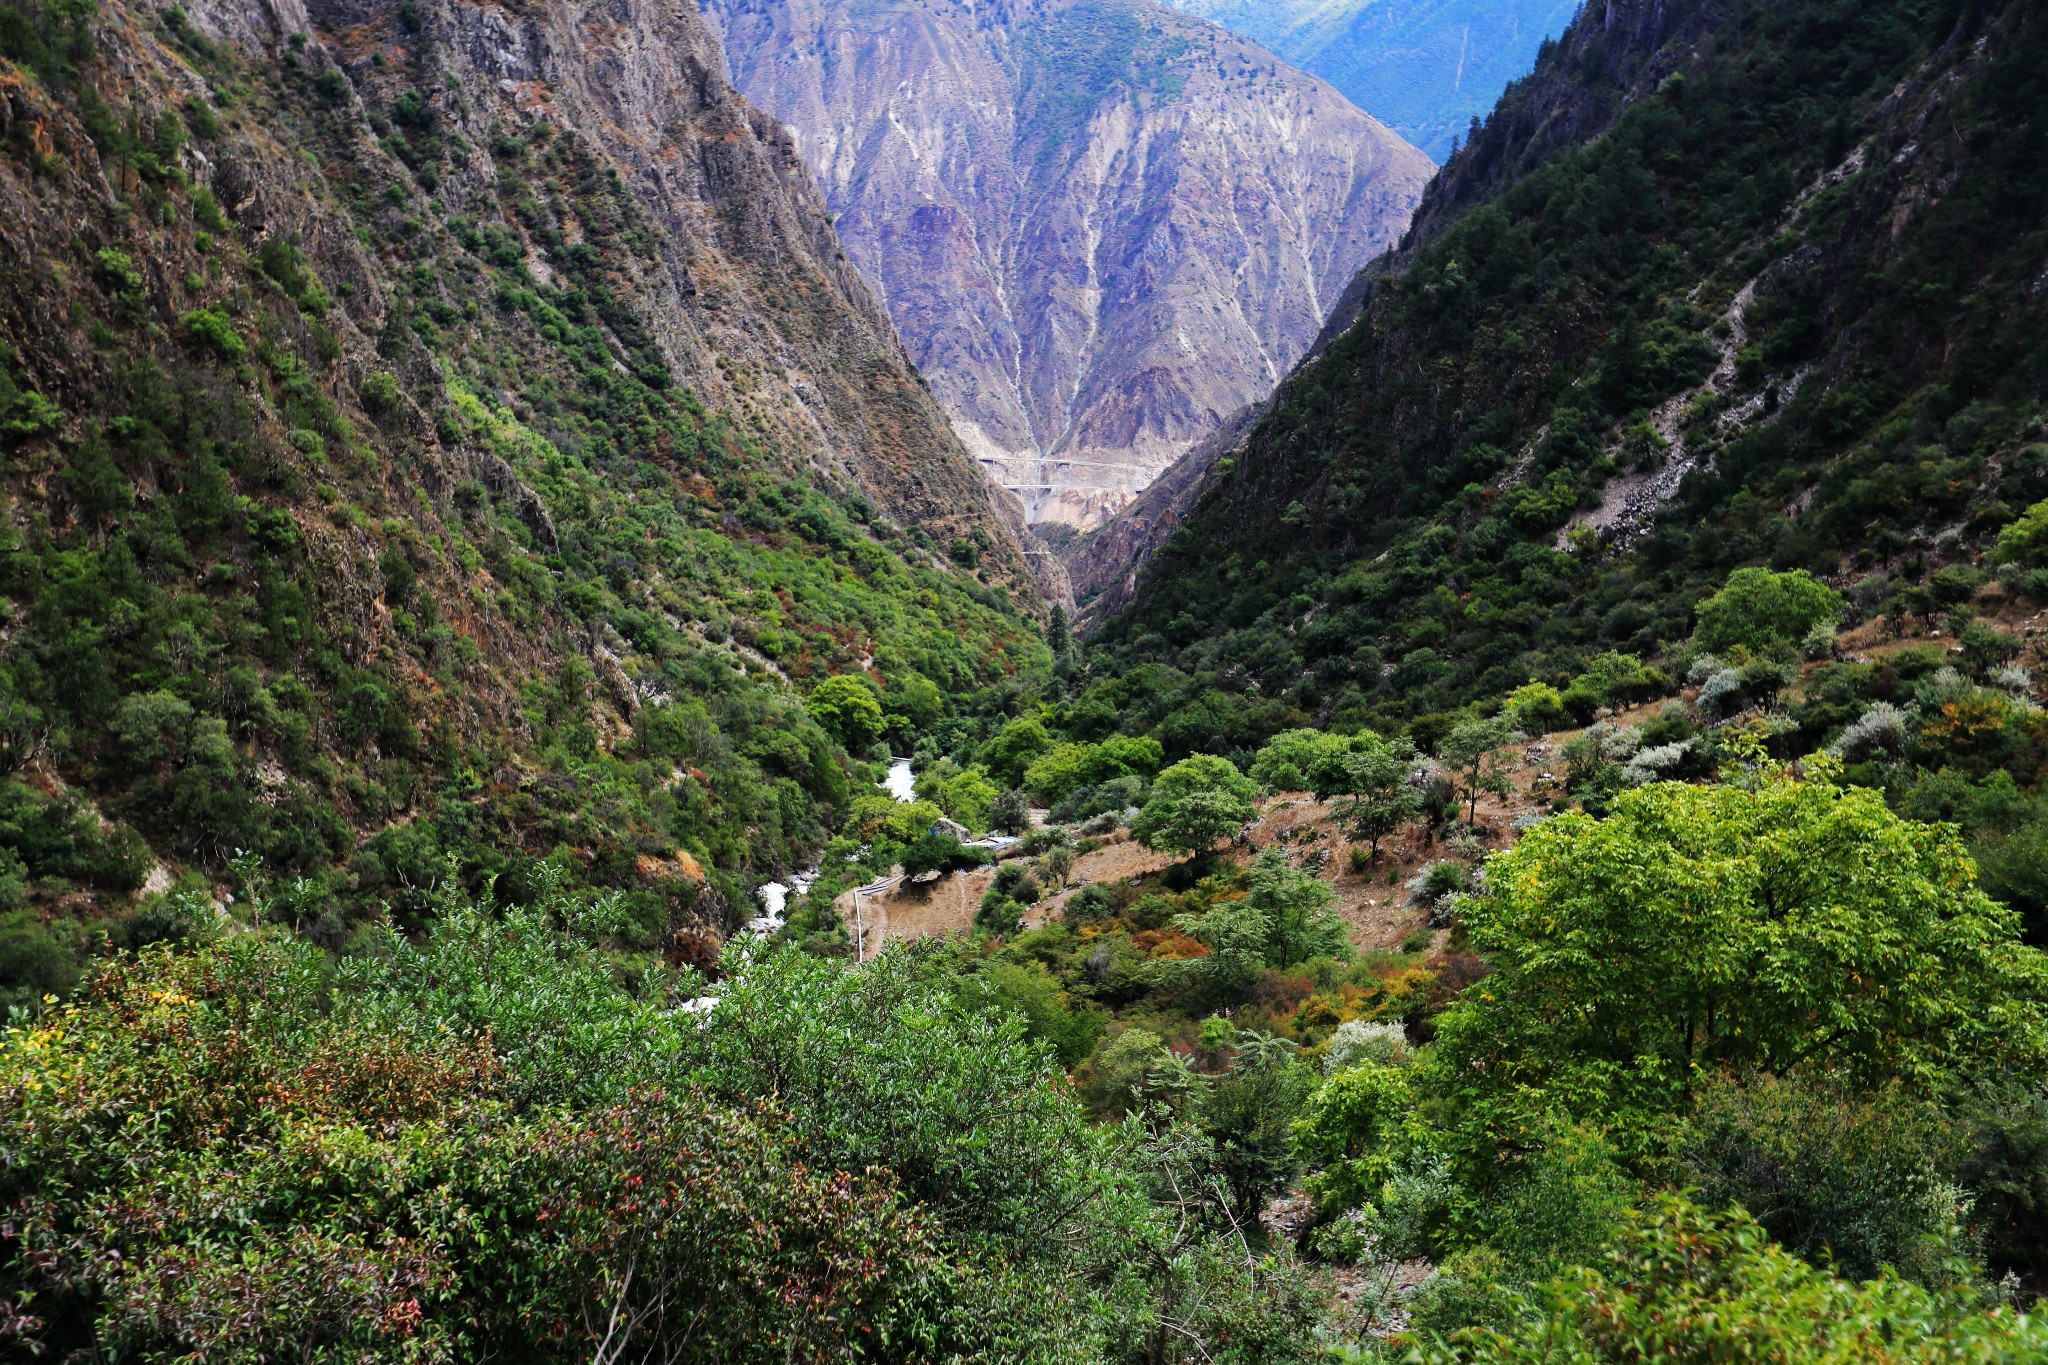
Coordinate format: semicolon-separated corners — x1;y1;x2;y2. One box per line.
1171;0;1581;161
702;0;1433;529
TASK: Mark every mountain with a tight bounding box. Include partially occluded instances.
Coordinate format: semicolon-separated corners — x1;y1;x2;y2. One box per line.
1170;0;1582;162
1069;0;1720;616
1098;0;2048;734
0;0;1051;987
698;0;1433;530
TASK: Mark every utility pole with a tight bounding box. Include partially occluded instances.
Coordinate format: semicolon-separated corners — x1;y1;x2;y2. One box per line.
851;886;863;963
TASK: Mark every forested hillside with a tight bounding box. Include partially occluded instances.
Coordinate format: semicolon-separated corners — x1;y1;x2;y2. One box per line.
1103;0;2048;737
0;0;1047;1003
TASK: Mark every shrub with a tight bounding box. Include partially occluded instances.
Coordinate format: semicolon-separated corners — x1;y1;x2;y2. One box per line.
1408;859;1469;905
1048;773;1147;825
1019;825;1072;856
1063;885;1111;922
1695;665;1747;717
1322;1019;1412;1073
93;247;142;293
1829;701;1912;762
1799;619;1838;661
1693;567;1842;655
358;370;403;413
1617;739;1692;786
180;307;246;360
971;961;1104;1067
1672;1070;1965;1283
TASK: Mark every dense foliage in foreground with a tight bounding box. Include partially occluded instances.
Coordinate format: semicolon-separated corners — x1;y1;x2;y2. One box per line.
0;875;1332;1363
8;760;2048;1360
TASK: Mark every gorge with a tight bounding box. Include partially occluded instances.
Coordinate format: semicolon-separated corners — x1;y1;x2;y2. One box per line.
701;0;1433;530
6;0;2048;1361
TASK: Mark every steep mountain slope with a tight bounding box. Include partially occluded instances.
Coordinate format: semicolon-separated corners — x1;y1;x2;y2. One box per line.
1170;0;1581;162
1071;0;1731;615
0;0;1049;994
1099;0;2048;736
700;0;1433;530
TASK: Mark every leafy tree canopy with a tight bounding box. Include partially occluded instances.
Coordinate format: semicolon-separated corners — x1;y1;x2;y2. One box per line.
1692;567;1843;657
1131;754;1258;855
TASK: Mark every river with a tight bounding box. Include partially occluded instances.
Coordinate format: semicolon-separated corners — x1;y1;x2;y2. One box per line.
751;757;913;929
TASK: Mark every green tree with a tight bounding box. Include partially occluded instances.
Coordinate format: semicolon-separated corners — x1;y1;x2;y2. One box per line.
1503;680;1567;735
1432;764;2048;1166
1693;566;1843;655
1439;718;1515;825
1327;734;1424;855
1172;894;1271;998
1993;496;2048;567
914;759;998;830
1251;728;1349;793
1132;754;1258;856
981;716;1055;788
805;673;885;752
1202;1030;1313;1223
1023;735;1163;805
1291;1060;1417;1217
900;830;969;878
882;671;945;735
987;787;1031;835
1243;847;1349;968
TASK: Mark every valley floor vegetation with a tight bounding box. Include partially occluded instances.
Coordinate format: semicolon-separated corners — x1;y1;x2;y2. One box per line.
11;559;2048;1361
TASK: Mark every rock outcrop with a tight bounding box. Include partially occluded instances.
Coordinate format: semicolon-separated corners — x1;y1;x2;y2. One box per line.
701;0;1433;529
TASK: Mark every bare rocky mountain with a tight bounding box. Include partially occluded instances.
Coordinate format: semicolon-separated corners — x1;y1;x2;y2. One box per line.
701;0;1433;530
1171;0;1581;162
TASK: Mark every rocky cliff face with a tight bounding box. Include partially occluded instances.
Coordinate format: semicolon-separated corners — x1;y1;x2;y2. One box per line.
1171;0;1580;162
310;0;1043;584
700;0;1432;530
0;0;1052;961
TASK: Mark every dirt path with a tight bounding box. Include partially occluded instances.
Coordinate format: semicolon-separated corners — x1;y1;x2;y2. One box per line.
833;833;1185;951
